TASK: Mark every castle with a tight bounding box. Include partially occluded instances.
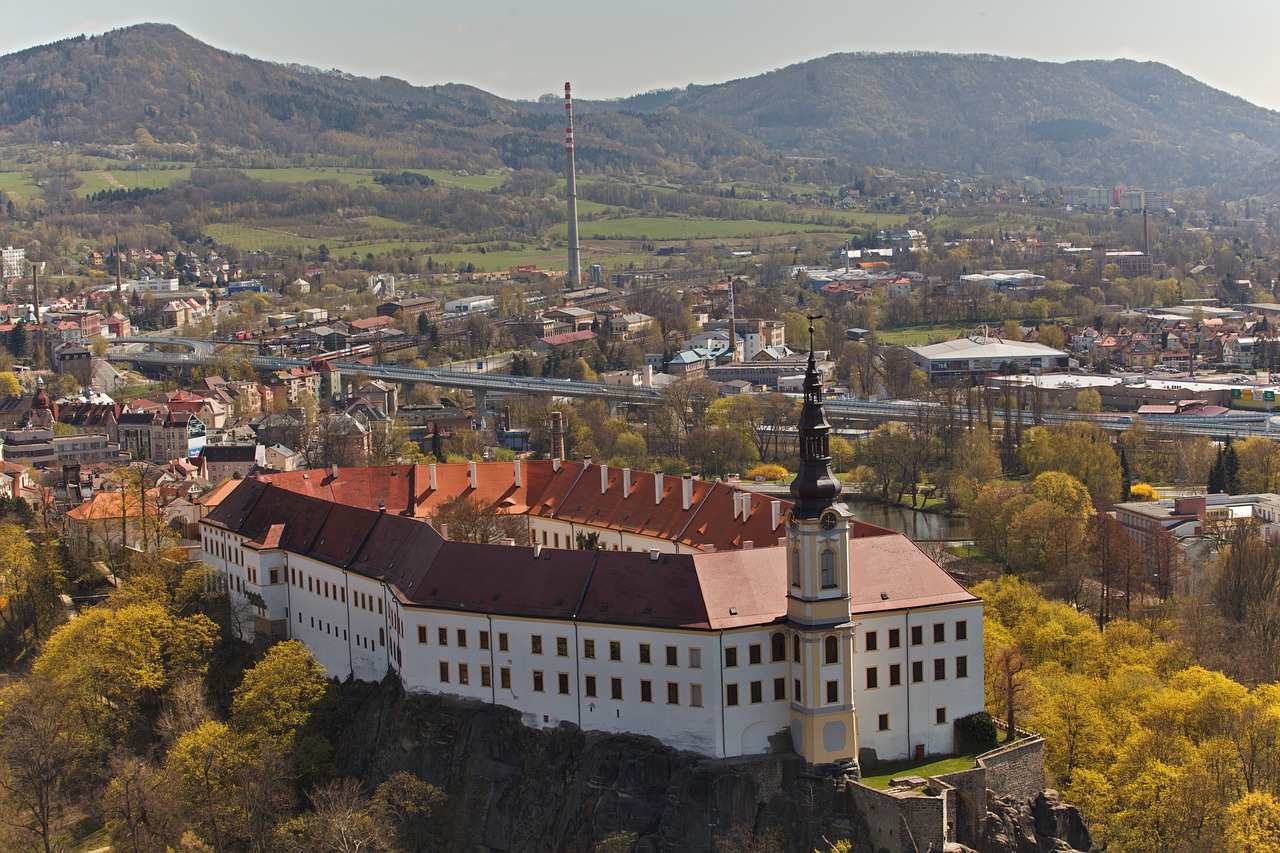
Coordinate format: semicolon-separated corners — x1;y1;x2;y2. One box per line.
201;349;983;767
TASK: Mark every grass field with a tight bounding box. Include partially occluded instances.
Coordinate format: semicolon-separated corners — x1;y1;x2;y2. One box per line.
875;324;976;346
0;170;41;199
860;754;979;790
549;216;849;241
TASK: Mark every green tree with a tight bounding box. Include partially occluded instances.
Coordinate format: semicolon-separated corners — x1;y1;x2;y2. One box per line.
230;640;329;748
1075;388;1102;414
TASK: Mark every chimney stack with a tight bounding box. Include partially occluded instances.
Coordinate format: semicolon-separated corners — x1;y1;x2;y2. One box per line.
429;462;437;491
468;461;478;490
600;464;609;494
623;468;632;499
115;236;122;299
682;476;693;511
331;463;338;480
649;548;660;562
741;493;752;521
550;411;565;462
654;472;664;505
31;265;39;324
513;458;523;488
564;82;581;287
771;500;781;531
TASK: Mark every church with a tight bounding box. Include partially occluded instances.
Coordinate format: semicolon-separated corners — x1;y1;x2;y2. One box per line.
201;347;983;767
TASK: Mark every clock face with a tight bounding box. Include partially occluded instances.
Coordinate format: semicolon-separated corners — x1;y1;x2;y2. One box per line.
820;511;839;530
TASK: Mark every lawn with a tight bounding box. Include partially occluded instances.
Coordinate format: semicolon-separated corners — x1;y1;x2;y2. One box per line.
860;754;979;790
0;170;41;200
875;324;975;346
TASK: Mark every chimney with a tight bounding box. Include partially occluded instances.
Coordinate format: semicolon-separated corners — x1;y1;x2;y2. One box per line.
771;500;781;531
777;537;786;547
378;501;386;513
115;235;122;298
682;476;693;511
742;494;752;521
513;459;523;488
429;463;437;491
331;463;338;480
623;468;632;499
732;491;742;519
31;266;39;324
498;537;516;546
583;455;591;470
534;543;543;558
649;548;660;562
704;544;716;553
550;411;565;462
743;541;753;549
468;461;478;490
600;464;609;494
564;83;581;287
553;457;561;472
655;472;664;505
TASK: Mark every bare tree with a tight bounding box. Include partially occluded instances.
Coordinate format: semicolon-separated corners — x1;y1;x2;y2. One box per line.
431;493;528;544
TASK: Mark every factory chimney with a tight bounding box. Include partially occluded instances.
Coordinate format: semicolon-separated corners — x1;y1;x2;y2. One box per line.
115;236;122;299
564;82;581;288
550;410;565;463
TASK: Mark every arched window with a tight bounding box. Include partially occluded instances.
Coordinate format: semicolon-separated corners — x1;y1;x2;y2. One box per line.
771;632;787;663
791;549;801;587
820;549;836;589
792;633;801;663
824;635;839;665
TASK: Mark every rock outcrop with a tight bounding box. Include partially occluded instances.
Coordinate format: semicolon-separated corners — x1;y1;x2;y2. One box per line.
326;678;1088;853
979;789;1091;853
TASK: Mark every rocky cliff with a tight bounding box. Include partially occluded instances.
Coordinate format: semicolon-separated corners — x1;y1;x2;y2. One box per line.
326;678;1089;853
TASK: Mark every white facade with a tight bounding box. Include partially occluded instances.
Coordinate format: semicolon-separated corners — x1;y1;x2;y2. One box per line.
1;246;24;279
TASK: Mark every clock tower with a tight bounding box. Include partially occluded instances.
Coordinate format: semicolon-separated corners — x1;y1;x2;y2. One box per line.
785;319;859;770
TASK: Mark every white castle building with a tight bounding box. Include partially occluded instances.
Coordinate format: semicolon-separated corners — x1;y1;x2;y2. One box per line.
201;348;983;767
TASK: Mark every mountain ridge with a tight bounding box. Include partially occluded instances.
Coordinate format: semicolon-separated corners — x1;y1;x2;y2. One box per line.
3;24;1279;191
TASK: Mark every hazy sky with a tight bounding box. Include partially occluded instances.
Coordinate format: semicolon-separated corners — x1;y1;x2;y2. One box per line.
5;1;1280;111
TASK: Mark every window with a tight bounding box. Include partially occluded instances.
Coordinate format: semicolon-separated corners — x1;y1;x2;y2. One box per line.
532;671;544;692
793;635;801;663
866;667;879;689
889;664;901;686
481;665;492;687
609;641;621;662
750;681;763;704
956;656;969;678
936;707;948;725
439;661;449;683
378;599;382;615
791;549;800;587
824;635;839;665
640;680;653;703
794;679;801;703
378;628;384;647
500;667;511;689
724;647;738;667
771;632;786;662
438;627;448;646
774;677;787;700
865;631;878;652
269;569;278;585
826;680;839;704
878;713;890;732
934;658;946;681
933;623;945;643
639;643;651;664
912;661;924;683
889;628;901;649
911;625;923;646
748;644;762;665
480;631;490;651
531;635;543;655
585;676;597;697
499;633;509;652
458;664;470;686
418;626;427;644
667;683;680;705
690;684;703;707
558;673;570;695
726;684;739;706
556;637;568;657
457;629;467;648
611;677;623;700
956;620;968;641
583;639;596;659
689;648;702;669
820;549;836;588
666;645;678;666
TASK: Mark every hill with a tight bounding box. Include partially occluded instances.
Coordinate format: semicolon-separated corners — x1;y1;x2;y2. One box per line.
4;26;1280;192
0;24;767;176
610;52;1280;190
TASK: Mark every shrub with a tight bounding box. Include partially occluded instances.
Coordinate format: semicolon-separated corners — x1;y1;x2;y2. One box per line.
954;711;998;754
746;463;789;482
1129;482;1159;501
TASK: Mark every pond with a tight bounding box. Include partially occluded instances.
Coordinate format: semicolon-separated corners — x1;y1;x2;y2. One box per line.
842;501;972;542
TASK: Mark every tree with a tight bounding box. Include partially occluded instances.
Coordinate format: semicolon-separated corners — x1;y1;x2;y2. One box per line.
366;418;410;466
231;640;329;748
989;641;1032;741
1225;792;1280;853
431;493;528;545
0;372;19;397
1075;388;1102;414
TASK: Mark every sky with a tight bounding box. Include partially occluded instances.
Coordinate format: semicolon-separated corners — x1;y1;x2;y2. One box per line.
5;1;1280;111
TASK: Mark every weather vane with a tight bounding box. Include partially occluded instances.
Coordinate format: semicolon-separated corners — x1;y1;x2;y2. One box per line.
806;313;824;352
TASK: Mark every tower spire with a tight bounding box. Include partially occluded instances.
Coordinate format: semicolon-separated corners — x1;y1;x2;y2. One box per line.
790;315;840;518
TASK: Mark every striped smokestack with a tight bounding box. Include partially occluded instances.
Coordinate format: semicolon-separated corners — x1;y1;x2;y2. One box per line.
564;82;581;288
